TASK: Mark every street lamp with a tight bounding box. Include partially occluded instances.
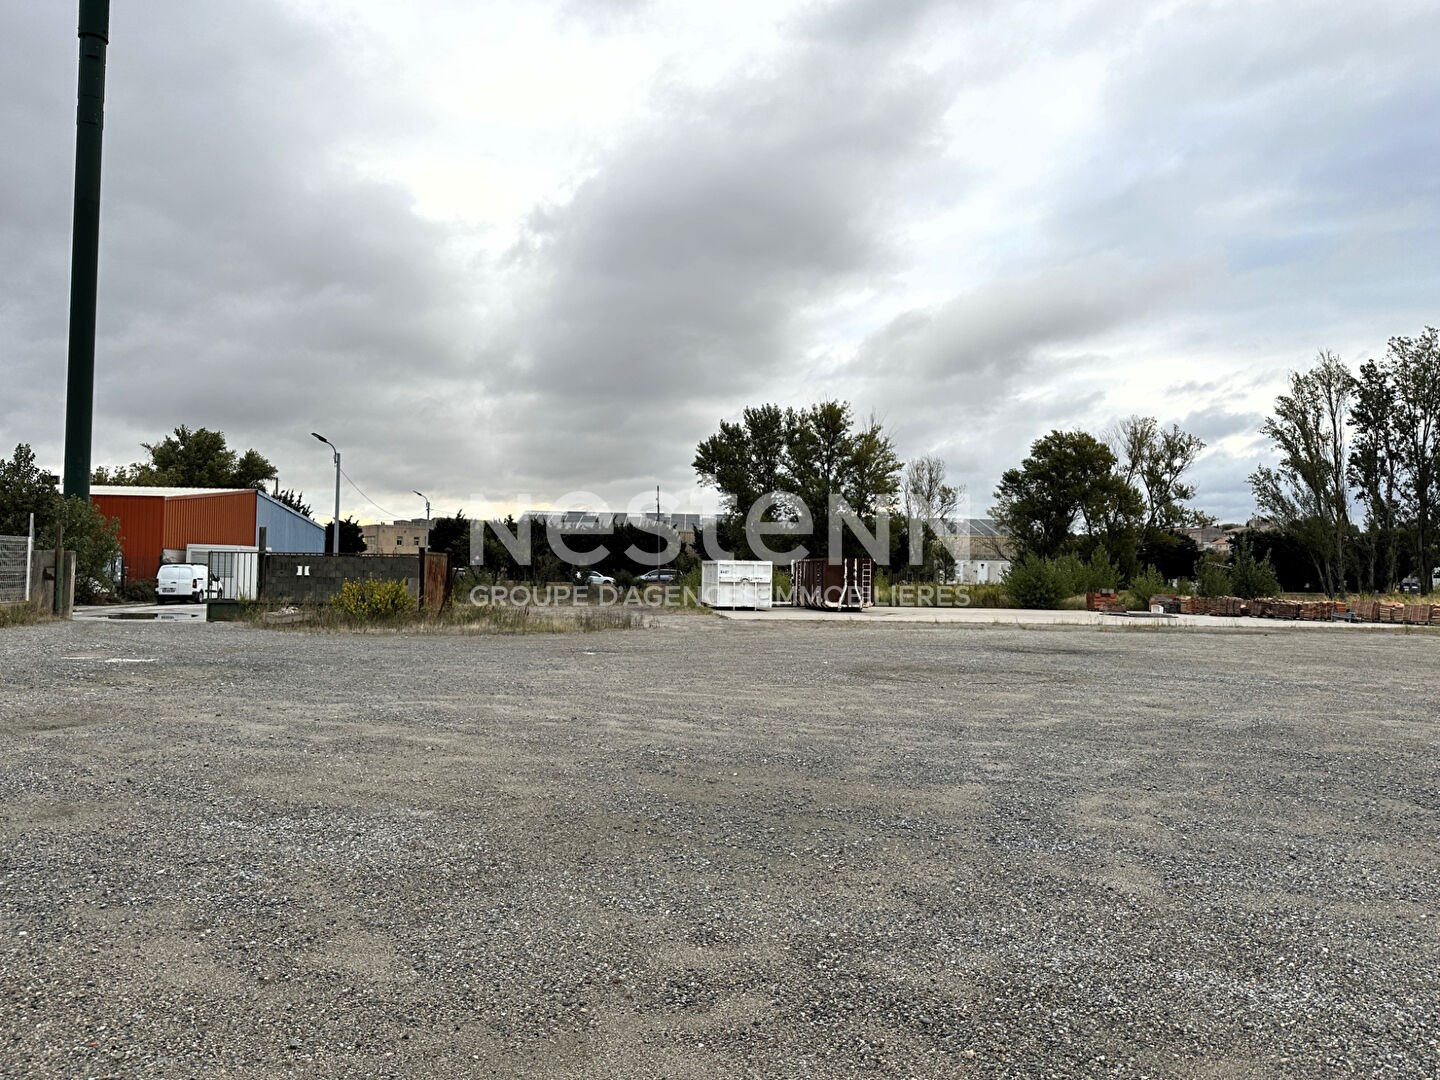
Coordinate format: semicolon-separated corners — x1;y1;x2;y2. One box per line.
312;433;341;554
413;490;431;550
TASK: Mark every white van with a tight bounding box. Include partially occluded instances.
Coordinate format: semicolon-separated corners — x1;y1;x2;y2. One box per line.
156;564;219;604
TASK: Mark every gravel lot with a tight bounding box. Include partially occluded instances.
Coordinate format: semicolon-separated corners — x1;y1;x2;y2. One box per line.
1;616;1437;1079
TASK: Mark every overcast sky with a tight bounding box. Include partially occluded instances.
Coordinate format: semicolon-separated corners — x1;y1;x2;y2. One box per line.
3;0;1437;524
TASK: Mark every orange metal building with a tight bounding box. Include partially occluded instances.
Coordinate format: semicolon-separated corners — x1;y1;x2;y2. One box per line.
92;486;324;584
91;491;167;582
161;491;257;551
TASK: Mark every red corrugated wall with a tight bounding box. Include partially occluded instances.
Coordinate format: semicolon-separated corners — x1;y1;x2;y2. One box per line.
162;491;257;551
92;494;166;582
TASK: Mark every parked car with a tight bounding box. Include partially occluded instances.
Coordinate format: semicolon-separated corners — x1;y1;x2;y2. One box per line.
156;564;220;603
637;568;679;583
580;570;615;586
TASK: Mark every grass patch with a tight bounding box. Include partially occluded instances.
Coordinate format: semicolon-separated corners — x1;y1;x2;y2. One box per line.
0;604;51;628
245;600;646;635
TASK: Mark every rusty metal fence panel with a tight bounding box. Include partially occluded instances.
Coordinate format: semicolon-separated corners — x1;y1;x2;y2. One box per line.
791;557;874;610
421;551;449;611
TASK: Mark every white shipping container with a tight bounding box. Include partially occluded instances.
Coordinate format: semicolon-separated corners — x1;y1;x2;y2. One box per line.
701;560;774;609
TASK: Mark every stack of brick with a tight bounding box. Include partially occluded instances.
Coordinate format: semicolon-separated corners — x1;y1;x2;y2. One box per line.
1259;599;1301;619
1402;604;1435;625
1086;590;1126;613
1207;596;1245;617
1148;594;1181;614
1350;600;1378;622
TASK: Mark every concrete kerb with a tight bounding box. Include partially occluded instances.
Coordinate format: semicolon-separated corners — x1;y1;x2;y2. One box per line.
710;606;1439;632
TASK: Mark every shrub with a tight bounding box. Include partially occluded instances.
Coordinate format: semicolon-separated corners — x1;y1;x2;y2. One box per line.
119;579;157;603
1126;564;1167;610
1003;553;1068;609
332;578;416;620
1230;537;1281;599
1197;559;1232;598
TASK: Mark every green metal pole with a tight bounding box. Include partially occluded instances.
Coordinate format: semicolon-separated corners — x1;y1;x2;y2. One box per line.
62;0;111;500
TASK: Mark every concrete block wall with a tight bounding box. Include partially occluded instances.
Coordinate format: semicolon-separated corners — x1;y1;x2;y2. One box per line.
261;553;420;604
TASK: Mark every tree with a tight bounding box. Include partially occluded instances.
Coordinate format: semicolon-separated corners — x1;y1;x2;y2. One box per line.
427;510;469;562
43;497;122;601
0;445;119;599
1111;416;1209;531
328;516;366;554
1348;356;1403;591
694;400;903;560
902;455;962;581
1388;328;1440;594
1249;352;1353;596
0;443;59;535
272;487;312;517
991;430;1143;565
1229;536;1282;599
93;426;277;490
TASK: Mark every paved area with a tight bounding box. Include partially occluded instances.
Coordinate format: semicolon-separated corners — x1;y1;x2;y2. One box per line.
0;616;1436;1078
72;601;207;622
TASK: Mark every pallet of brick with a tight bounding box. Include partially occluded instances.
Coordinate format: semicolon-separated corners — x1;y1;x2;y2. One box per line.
1086;590;1125;613
1351;600;1377;622
1432;604;1440;625
1403;604;1430;624
1376;602;1402;623
1179;596;1198;614
1209;596;1243;617
1148;594;1180;614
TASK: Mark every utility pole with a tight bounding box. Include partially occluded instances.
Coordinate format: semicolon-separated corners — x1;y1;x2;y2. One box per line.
62;0;111;499
311;433;341;553
413;491;431;549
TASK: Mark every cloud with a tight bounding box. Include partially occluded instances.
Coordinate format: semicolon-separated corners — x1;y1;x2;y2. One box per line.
471;33;956;499
4;0;1438;523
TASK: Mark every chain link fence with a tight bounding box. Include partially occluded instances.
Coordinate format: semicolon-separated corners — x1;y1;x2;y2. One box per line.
0;533;34;604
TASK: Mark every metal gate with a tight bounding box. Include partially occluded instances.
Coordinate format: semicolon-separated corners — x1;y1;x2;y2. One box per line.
205;549;259;600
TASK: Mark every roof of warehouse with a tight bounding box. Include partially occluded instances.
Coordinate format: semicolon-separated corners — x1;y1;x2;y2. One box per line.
91;486;253;498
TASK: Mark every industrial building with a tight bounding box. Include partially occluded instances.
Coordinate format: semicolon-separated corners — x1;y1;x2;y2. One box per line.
91;486;326;584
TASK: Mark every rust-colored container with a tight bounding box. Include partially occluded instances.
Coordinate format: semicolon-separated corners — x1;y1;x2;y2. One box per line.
93;493;166;583
162;491;257;550
791;557;874;610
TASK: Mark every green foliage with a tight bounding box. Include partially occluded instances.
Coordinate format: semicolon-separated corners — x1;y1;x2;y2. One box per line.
963;582;1010;609
694;400;902;560
1113;416;1208;531
1051;547;1120;596
272;487;312;517
0;445;120;601
326;515;367;554
1248;352;1354;596
1197;559;1232;598
93;425;277;489
45;497;121;602
991;430;1143;565
1229;537;1282;599
0;443;58;535
332;578;416;620
1126;564;1168;611
1002;553;1069;609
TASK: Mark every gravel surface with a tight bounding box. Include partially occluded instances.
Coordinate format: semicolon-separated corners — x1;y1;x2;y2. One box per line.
1;616;1437;1079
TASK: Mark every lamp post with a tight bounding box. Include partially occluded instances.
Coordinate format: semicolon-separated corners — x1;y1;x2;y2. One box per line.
311;433;340;553
413;490;431;550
